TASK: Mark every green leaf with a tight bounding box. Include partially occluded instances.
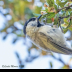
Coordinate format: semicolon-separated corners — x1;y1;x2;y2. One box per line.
63;28;68;33
54;18;58;25
70;12;72;16
65;11;69;16
66;19;72;29
46;0;54;7
47;18;52;23
64;18;69;24
47;13;55;18
45;8;48;12
68;9;72;11
53;4;58;11
62;19;72;32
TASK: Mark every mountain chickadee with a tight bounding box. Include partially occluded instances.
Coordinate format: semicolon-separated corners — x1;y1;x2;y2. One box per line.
23;15;72;55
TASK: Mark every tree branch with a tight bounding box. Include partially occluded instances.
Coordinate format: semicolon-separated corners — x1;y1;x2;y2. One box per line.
60;15;70;19
57;5;72;12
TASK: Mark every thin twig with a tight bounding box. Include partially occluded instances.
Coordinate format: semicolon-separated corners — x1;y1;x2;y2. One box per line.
59;15;70;20
61;15;70;19
57;5;72;12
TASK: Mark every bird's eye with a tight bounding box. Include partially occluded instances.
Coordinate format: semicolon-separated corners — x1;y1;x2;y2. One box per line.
32;18;36;21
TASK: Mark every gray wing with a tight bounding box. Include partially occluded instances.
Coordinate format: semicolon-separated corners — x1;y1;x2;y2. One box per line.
38;26;72;55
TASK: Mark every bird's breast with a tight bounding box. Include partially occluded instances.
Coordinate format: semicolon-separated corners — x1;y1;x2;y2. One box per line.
26;26;38;41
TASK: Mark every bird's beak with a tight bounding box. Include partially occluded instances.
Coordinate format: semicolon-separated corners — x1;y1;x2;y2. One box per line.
36;15;42;22
37;15;42;20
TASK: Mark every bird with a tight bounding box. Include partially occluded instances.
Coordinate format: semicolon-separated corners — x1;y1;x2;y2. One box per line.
23;15;72;55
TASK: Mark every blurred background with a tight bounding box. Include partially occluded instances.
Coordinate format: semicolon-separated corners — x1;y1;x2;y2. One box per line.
0;0;72;69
